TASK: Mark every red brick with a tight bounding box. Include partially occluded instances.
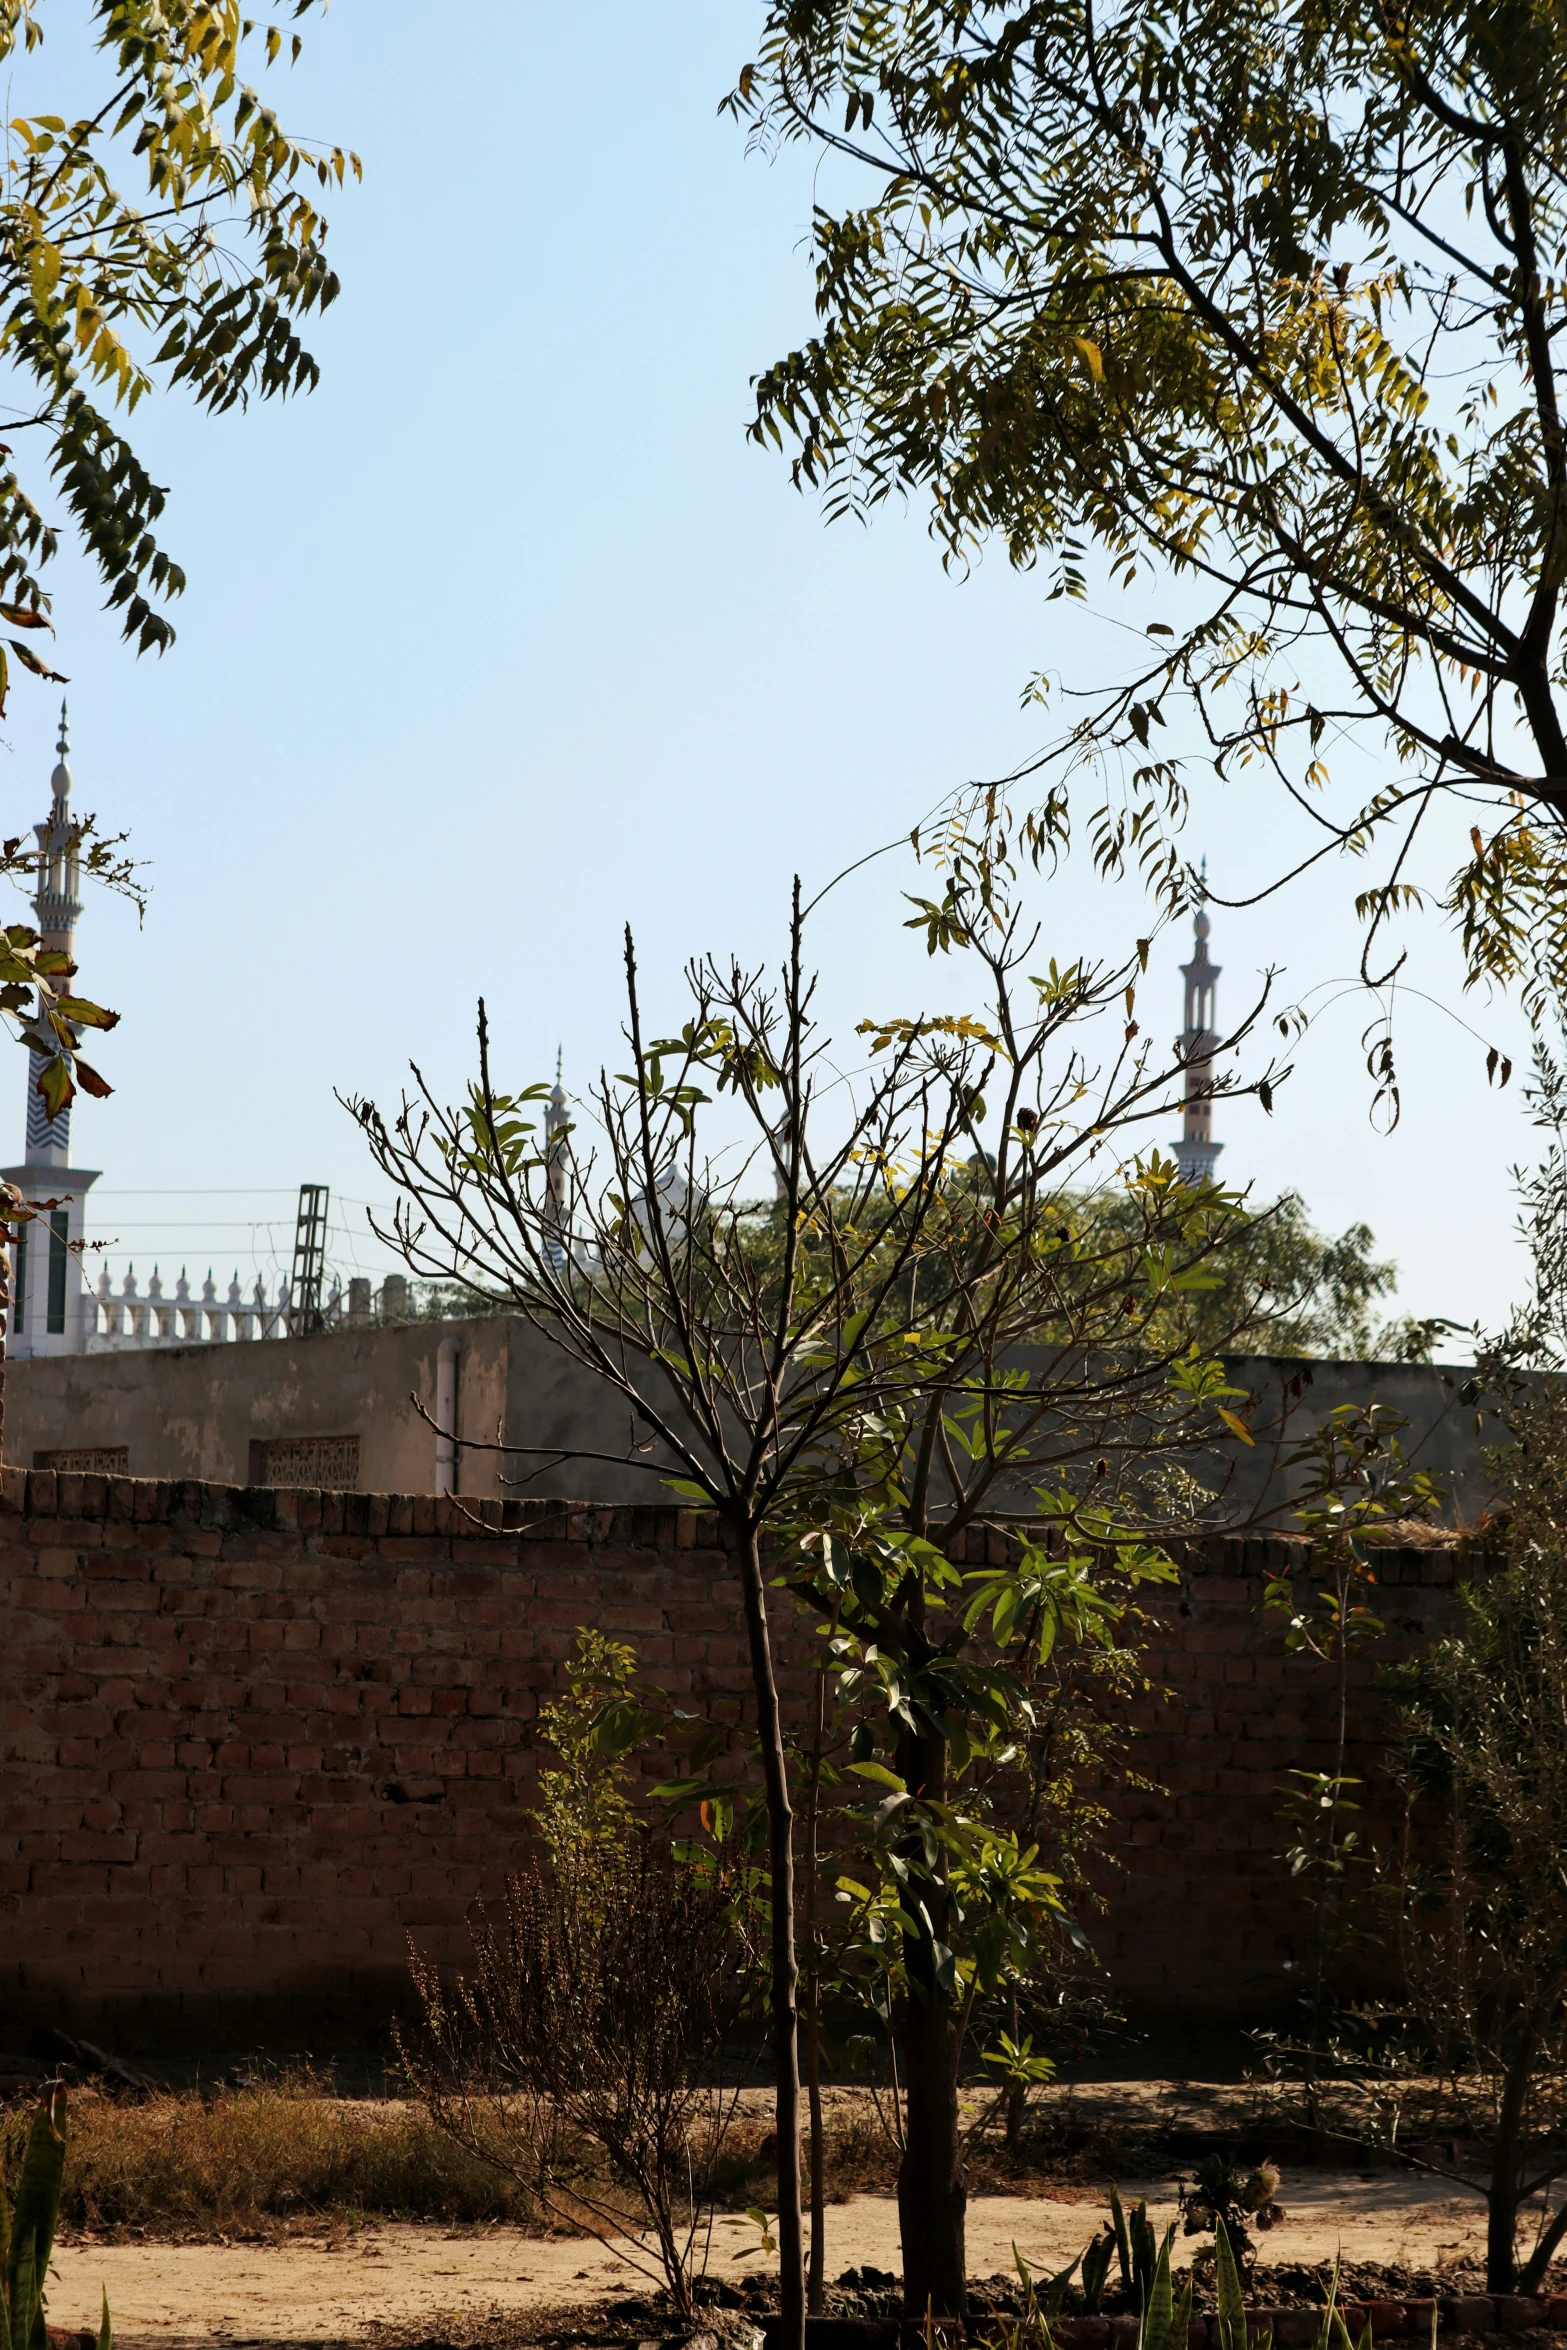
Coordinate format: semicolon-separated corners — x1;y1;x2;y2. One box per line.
0;1482;1466;2027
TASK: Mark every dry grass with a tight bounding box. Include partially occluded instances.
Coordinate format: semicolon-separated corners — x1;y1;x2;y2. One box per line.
0;2078;1130;2245
0;2081;534;2240
0;2082;898;2243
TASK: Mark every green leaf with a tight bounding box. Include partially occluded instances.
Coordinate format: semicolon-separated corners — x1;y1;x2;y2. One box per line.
9;2091;64;2325
1143;2224;1174;2350
688;1725;728;1771
1110;2183;1132;2293
8;2235;35;2350
1214;2216;1246;2350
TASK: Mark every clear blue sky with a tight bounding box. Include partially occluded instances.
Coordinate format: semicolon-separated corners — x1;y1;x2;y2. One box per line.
0;2;1538;1338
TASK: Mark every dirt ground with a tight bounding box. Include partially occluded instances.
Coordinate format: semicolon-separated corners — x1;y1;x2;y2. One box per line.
48;2164;1499;2347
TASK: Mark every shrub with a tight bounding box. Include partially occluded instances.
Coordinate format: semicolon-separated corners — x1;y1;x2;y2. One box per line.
401;1832;758;2315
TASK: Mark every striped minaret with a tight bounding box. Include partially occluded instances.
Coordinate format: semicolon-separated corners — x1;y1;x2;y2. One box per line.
1173;865;1223;1184
4;702;103;1358
24;701;81;1167
544;1048;569;1272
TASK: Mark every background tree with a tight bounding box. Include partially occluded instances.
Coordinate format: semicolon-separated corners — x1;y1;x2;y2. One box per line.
730;0;1567;1037
366;1188;1439;1361
352;852;1305;2334
791;1522;1150;2188
1073;1189;1440;1360
1299;1382;1567;2291
402;1631;758;2315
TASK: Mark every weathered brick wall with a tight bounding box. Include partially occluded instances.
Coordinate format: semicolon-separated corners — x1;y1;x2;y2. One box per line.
0;1472;1462;2046
1095;1536;1456;2013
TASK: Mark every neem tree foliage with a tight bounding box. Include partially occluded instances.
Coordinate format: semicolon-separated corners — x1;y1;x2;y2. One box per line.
0;1;354;690
730;0;1567;1029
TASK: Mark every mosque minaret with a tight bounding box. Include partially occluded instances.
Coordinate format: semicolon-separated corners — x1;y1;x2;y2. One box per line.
3;703;102;1355
1173;870;1223;1184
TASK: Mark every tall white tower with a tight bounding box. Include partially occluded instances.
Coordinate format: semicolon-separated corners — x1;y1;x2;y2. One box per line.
1173;874;1223;1184
3;704;102;1355
544;1048;569;1272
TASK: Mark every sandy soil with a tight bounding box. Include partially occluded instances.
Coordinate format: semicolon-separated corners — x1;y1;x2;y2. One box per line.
48;2172;1495;2349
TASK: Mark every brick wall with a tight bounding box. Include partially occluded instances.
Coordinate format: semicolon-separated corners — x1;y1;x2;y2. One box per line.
0;1472;1462;2046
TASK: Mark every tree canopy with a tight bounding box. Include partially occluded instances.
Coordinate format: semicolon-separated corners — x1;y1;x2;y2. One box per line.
0;0;354;696
410;1186;1427;1362
730;0;1567;1024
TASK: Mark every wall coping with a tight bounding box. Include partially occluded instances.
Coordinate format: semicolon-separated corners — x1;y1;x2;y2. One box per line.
0;1465;1472;1581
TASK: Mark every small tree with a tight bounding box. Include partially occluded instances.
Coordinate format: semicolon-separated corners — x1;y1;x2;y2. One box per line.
401;1631;758;2314
355;853;1299;2337
1263;1402;1443;2060
404;1837;755;2314
1391;1390;1567;2292
1291;1387;1567;2293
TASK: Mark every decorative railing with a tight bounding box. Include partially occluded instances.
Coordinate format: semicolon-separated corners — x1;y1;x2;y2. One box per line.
87;1267;347;1348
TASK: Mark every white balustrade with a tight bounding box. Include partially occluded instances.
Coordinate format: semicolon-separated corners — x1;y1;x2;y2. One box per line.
85;1263;304;1350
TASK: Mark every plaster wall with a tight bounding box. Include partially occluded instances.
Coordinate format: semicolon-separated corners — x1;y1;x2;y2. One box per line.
2;1321;512;1497
3;1318;1509;1521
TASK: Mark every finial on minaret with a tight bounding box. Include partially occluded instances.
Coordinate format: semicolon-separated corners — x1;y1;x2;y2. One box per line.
52;697;71;805
1173;862;1223;1184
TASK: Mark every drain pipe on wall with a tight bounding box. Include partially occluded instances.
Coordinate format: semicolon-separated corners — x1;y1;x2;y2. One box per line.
435;1335;459;1495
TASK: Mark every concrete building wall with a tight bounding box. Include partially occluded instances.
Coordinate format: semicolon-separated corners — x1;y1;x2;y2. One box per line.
4;1318;1510;1523
4;1320;515;1497
0;1469;1464;2045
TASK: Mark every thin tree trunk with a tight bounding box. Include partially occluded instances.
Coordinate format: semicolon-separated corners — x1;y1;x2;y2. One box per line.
1488;2175;1519;2294
806;1995;826;2315
804;1633;831;2315
1520;2195;1567;2294
1004;1988;1025;2154
1308;1586;1351;2072
895;1718;967;2322
1488;2045;1533;2291
733;1515;805;2350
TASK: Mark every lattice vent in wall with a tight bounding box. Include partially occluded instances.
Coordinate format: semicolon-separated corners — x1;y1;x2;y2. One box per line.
250;1434;360;1490
34;1446;130;1475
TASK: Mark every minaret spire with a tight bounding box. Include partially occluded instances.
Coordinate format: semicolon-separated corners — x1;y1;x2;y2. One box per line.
25;698;82;1168
544;1047;569;1272
4;702;103;1359
1173;862;1223;1183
